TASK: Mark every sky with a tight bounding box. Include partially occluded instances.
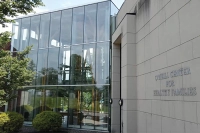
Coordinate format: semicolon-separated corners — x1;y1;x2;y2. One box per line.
0;0;124;32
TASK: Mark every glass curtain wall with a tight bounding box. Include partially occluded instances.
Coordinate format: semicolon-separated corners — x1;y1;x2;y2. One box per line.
11;0;118;131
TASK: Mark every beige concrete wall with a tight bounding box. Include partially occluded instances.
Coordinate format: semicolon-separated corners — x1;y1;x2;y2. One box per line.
112;14;137;133
112;0;200;133
136;0;200;133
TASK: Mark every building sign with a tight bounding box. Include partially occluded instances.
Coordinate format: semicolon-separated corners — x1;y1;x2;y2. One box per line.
153;67;197;96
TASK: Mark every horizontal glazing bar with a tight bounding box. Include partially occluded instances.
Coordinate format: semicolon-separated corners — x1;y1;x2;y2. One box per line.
22;84;110;88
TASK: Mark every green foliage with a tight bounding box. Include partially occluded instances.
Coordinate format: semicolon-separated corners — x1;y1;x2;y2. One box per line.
0;31;12;49
0;112;9;132
24;105;33;112
82;91;92;110
0;46;35;106
0;0;43;107
33;111;62;132
0;0;44;24
0;112;24;133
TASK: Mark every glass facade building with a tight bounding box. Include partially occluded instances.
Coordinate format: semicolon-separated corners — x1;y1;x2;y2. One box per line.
10;0;118;131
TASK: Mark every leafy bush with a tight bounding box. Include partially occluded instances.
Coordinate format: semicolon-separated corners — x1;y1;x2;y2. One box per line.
33;111;62;132
0;112;24;133
0;112;9;132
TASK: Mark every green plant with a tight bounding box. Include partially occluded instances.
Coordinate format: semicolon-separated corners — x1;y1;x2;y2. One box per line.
33;111;62;132
0;112;9;132
1;112;24;133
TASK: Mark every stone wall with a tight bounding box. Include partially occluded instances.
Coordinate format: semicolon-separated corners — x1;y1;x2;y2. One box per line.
136;0;200;133
112;0;200;133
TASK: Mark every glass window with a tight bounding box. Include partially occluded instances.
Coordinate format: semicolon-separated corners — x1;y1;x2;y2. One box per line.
39;13;50;48
111;2;118;34
17;88;35;121
36;49;48;85
28;50;38;85
20;18;30;51
84;4;97;43
83;44;96;84
72;7;84;44
97;1;110;41
34;88;45;115
60;9;72;46
96;42;109;84
47;48;59;85
12;19;21;51
70;45;83;85
94;85;109;130
58;46;70;85
29;15;40;50
49;11;61;47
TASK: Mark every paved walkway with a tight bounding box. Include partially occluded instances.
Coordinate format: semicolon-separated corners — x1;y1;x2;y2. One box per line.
19;126;109;133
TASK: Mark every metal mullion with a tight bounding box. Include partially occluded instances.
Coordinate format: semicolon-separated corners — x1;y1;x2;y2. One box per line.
18;19;22;51
68;8;73;128
33;15;42;117
93;3;99;130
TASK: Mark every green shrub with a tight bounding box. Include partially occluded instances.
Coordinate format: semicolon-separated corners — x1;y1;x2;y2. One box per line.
2;112;24;132
0;112;9;132
33;111;62;132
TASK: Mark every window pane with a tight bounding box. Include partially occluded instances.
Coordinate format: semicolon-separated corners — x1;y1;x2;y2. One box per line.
36;49;48;85
29;15;40;50
59;47;70;85
39;13;50;48
97;2;110;41
95;85;109;130
83;44;96;84
12;19;21;51
49;11;61;47
111;2;118;34
17;89;35;121
70;45;83;85
60;9;72;46
47;48;59;85
20;18;30;51
96;42;109;84
28;50;38;85
84;4;97;43
72;7;84;44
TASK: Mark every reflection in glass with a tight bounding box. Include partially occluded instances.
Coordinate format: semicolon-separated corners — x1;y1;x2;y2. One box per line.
49;11;61;47
29;15;40;50
84;4;97;43
47;48;59;85
94;85;109;130
72;7;84;44
59;47;70;85
39;13;50;48
28;50;38;85
68;87;82;128
70;45;83;85
83;44;96;84
12;19;21;51
97;1;110;41
19;89;35;121
34;88;45;115
60;9;72;46
81;86;95;129
37;49;48;85
12;1;111;131
96;43;109;84
111;2;118;34
20;18;30;51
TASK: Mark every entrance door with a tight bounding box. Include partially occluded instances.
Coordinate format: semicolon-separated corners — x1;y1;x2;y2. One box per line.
68;86;82;128
81;86;94;129
68;86;95;129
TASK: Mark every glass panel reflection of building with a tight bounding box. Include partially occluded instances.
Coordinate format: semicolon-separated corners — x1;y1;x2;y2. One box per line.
10;0;118;131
